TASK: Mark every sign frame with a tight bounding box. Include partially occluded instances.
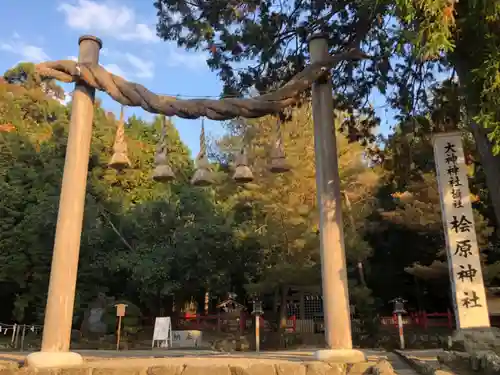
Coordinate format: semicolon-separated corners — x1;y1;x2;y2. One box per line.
115;303;128;317
152;317;172;349
433;132;490;329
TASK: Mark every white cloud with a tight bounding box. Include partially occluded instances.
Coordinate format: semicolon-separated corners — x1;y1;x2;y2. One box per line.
58;0;159;43
97;49;154;79
104;63;128;79
0;43;14;53
68;56;78;62
21;46;49;62
0;40;49;63
121;24;157;43
166;48;207;70
125;53;154;79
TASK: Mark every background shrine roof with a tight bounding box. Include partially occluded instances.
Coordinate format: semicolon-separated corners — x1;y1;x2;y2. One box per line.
216;299;247;310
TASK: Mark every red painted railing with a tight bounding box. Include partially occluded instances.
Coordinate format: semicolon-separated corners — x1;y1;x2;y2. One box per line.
174;310;452;333
380;310;453;330
175;313;297;333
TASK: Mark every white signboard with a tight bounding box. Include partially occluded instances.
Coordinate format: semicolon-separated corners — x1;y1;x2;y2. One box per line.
152;317;172;348
433;132;490;329
171;330;202;348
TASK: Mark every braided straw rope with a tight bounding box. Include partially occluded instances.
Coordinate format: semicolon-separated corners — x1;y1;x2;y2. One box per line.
35;48;366;120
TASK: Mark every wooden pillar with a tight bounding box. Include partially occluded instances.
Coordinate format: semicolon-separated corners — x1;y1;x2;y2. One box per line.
26;35;102;369
309;34;365;362
309;34;352;350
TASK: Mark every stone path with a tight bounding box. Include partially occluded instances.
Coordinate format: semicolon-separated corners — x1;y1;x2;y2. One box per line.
0;349;422;374
396;349;444;368
395;349;459;375
386;352;428;375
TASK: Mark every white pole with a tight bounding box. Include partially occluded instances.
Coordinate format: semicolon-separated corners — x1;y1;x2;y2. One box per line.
397;313;405;350
11;324;17;346
309;34;352;350
255;316;260;352
20;325;27;352
14;324;21;349
308;33;366;363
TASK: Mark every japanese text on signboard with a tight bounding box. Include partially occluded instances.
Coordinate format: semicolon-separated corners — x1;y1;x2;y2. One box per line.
434;133;490;328
442;140;483;311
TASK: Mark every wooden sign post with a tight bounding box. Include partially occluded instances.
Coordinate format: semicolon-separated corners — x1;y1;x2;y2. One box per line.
114;303;128;351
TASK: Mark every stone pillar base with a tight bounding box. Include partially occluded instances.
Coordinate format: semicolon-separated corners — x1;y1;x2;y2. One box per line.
314;349;366;363
25;351;83;368
451;327;500;353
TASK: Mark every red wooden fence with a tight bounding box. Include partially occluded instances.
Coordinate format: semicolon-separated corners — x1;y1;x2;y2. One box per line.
380;310;454;330
174;310;452;333
175;313;298;333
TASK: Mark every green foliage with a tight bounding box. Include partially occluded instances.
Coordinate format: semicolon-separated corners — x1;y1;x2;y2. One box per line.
0;85;69;322
4;63;41;88
0;65;223;322
367;101;498;310
3;62;65;100
2;57;500;338
350;285;381;340
209;105;383;326
154;0;500;234
153;0;462;141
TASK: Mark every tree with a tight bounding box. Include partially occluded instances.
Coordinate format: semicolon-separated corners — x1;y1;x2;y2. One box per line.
213;107;322;325
154;0;500;232
210;105;382;329
4;62;65;100
364;95;497;312
4;63;41;89
0;76;74;322
0;64;221;322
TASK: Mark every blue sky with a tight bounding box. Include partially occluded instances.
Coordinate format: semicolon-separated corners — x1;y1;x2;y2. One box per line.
0;0;227;156
0;0;397;157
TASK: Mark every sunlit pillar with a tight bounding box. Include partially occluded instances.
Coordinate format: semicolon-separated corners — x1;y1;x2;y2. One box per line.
26;35;102;369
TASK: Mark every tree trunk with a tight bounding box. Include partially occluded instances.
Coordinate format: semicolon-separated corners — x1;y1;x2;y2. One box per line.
344;191;368;286
278;286;287;348
455;62;500;230
467;119;500;229
414;275;424;312
357;261;366;286
273;288;280;313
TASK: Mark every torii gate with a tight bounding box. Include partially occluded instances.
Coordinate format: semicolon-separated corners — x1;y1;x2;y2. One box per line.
25;34;366;368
